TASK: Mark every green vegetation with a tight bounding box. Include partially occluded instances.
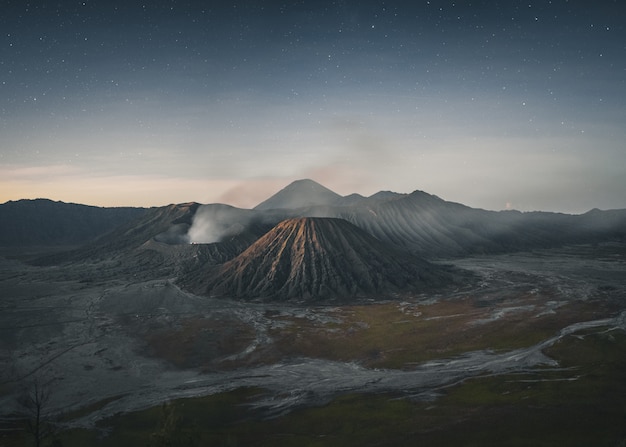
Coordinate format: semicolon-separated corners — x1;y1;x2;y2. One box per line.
52;327;625;447
269;299;613;369
142;316;257;370
424;328;626;446
58;387;264;447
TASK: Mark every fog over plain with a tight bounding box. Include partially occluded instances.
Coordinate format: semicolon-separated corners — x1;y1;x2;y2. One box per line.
1;1;625;213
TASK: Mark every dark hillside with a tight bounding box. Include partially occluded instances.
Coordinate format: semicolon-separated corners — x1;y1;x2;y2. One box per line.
0;199;146;247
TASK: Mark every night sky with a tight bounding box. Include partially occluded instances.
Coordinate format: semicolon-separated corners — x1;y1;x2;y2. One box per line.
1;1;625;213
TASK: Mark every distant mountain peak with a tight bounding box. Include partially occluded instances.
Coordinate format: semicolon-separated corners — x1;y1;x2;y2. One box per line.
368;190;406;202
253;178;342;211
289;178;326;188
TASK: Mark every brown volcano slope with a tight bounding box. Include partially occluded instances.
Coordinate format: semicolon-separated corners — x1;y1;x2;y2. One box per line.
188;217;456;301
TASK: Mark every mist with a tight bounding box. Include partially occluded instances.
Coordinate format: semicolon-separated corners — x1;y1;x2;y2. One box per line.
187;204;255;244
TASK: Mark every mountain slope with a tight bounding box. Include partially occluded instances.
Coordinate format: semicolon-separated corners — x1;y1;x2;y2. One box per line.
338;192;626;257
0;199;146;247
253;179;343;211
252;190;498;257
10;179;626;277
255;188;626;258
187;217;454;301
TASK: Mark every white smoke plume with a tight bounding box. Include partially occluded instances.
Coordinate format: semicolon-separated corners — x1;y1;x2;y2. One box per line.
187;204;254;244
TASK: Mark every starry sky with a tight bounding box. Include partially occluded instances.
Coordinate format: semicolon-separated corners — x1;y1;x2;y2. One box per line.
1;1;625;213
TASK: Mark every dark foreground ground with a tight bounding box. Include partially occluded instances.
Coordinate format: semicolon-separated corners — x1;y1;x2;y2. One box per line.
1;242;625;446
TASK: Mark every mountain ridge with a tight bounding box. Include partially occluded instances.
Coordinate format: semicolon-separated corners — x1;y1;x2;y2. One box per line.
185;217;455;301
0;198;147;248
3;179;626;265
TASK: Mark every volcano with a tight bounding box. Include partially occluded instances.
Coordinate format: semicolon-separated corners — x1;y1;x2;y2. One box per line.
188;217;454;301
253;179;342;211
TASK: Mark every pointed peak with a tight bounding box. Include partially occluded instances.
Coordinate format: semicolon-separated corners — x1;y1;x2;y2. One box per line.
279;178;337;194
253;179;341;211
289;178;325;187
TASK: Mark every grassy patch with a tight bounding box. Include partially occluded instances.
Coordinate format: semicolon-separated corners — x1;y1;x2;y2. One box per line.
58;387;265;447
424;327;626;446
268;299;614;369
55;326;626;447
143;316;257;370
